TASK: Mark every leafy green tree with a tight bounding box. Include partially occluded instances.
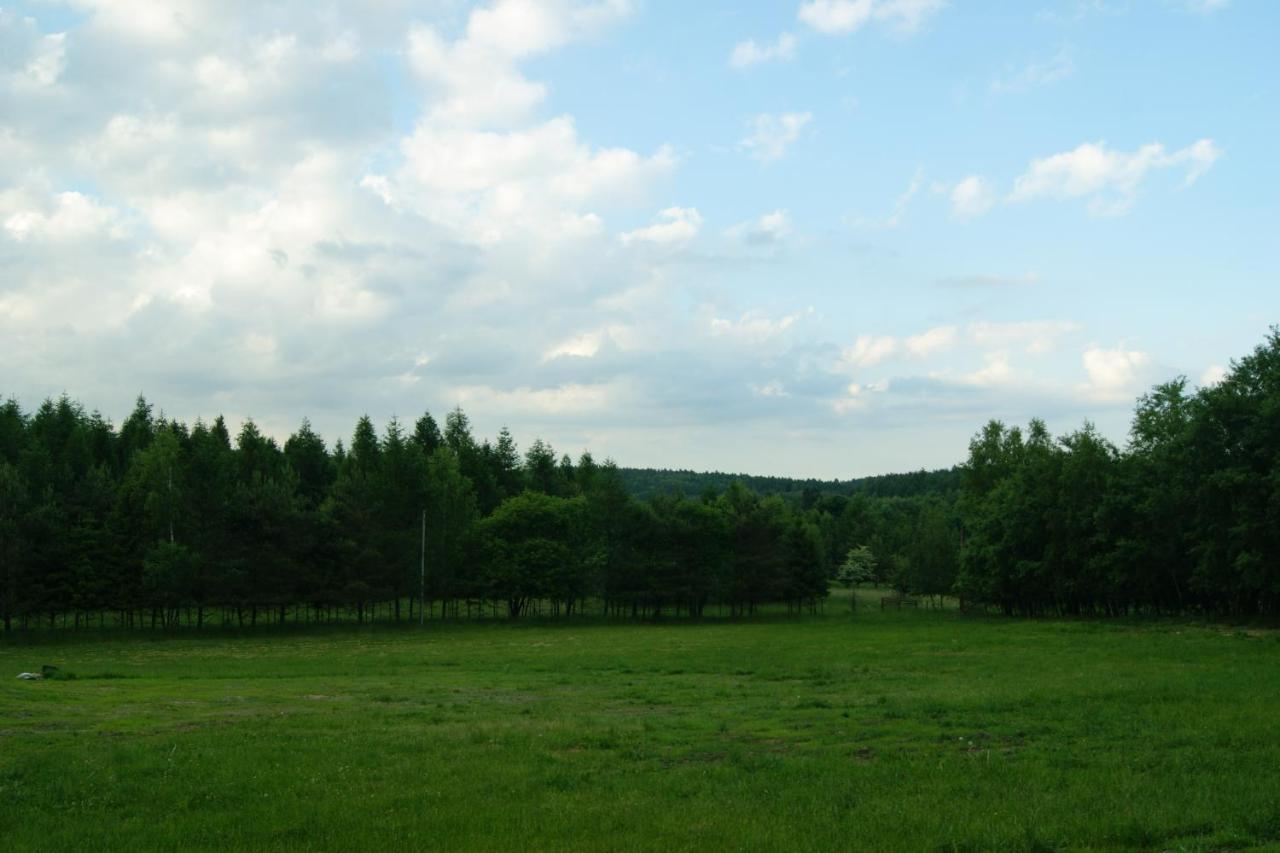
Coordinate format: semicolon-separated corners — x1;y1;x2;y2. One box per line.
477;492;579;618
838;545;876;609
904;502;959;604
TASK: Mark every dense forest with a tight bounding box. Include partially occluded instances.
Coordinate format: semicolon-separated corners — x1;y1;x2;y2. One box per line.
1;328;1277;631
957;328;1280;617
0;400;841;631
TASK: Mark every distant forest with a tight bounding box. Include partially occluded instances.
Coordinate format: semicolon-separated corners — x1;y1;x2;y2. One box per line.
615;467;960;503
1;328;1277;631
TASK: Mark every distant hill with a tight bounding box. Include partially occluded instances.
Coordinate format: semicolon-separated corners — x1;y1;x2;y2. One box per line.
615;466;961;502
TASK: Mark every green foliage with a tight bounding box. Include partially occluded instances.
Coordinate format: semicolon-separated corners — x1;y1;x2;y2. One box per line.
616;465;961;502
838;545;876;591
3;327;1278;628
0;393;839;629
956;328;1280;615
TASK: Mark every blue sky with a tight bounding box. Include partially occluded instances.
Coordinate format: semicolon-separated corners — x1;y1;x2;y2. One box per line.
1;0;1276;476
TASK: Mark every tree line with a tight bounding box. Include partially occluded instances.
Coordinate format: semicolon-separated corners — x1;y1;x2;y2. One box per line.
2;327;1275;630
616;466;960;503
0;402;843;631
954;329;1280;617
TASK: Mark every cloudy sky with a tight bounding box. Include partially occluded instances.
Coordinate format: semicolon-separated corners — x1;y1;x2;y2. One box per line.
1;0;1276;477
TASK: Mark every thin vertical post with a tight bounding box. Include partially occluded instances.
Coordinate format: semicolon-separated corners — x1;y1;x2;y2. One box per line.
419;508;426;625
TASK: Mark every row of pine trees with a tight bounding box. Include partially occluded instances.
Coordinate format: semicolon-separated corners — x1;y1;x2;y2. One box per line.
0;401;835;630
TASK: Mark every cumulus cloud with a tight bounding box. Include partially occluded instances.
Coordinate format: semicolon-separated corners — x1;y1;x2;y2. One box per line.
959;352;1017;388
726;210;792;246
0;0;693;442
739;112;812;163
0;0;1203;476
378;117;677;244
840;335;898;368
729;32;797;69
798;0;946;35
905;326;958;358
1079;345;1151;401
1199;364;1227;386
0;11;66;88
543;330;605;360
407;0;633;127
836;325;959;372
1009;139;1222;215
832;379;890;414
950;175;996;219
3;191;127;243
621;207;703;246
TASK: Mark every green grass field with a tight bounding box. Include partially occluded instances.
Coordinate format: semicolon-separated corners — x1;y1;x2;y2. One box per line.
2;590;1278;851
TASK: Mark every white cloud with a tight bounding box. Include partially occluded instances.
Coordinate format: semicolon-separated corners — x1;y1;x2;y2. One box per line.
1079;345;1151;401
544;330;604;360
840;335;898;368
739;112;812;163
950;175;996;218
905;326;958;358
452;381;619;415
1009;139;1222;215
359;3;674;246
377;117;676;244
407;23;546;128
621;206;703;246
991;47;1075;95
60;0;214;44
0;10;67;89
831;379;889;414
3;191;126;243
798;0;946;35
710;309;810;344
753;380;789;398
968;321;1080;355
1199;364;1227;386
407;0;633;128
729;32;797;69
959;352;1016;388
0;0;1229;476
726;210;792;246
836;324;960;371
886;168;925;226
0;0;700;446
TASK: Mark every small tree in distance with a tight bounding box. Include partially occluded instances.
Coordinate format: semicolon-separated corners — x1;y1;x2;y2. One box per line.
837;545;876;610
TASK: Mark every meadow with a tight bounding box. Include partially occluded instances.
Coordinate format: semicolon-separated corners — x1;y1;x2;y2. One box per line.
2;590;1278;852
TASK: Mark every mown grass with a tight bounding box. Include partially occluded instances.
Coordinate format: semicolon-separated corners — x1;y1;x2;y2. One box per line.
2;589;1278;851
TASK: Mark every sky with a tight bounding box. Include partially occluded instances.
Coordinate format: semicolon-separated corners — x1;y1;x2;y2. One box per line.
1;0;1276;478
